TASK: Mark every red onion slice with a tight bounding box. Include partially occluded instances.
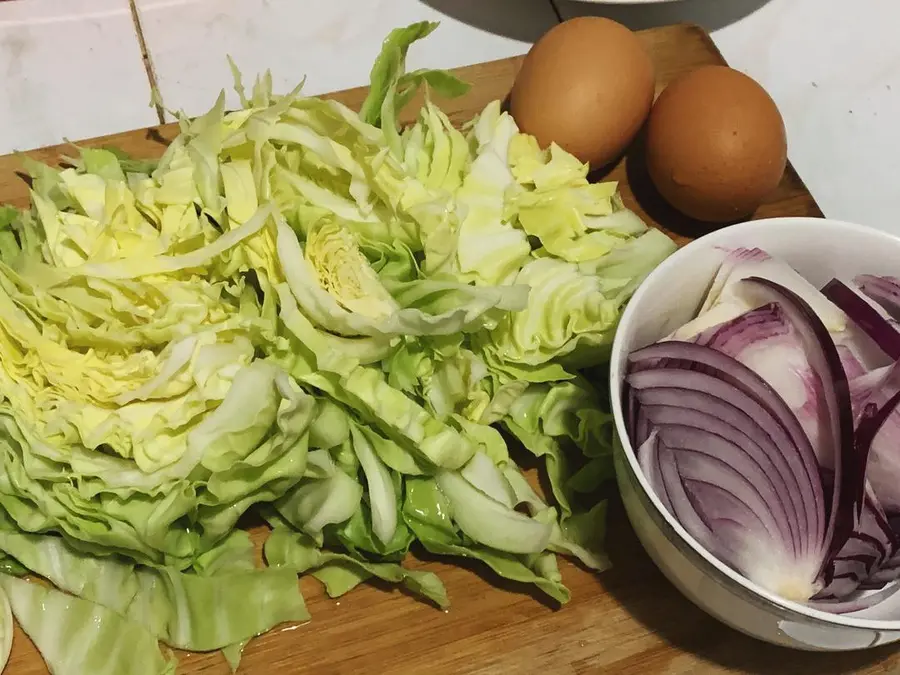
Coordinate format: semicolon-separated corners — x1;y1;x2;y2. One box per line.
640;395;806;553
822;279;900;360
627;362;825;593
811;393;900;602
852;369;900;514
818;482;898;598
740;277;858;571
636;431;673;514
855;274;900;322
700;247;771;314
850;363;899;419
694;303;791;356
623;381;639;443
640;406;799;554
627;347;823;556
690;301;834;466
809;583;900;614
855;393;900;510
657;442;720;555
628;341;823;521
680;474;817;598
674;443;791;549
866;564;900;586
655;440;779;582
827;561;879;597
624;268;897;610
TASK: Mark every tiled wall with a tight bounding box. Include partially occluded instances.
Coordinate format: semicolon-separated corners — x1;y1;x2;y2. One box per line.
0;0;559;153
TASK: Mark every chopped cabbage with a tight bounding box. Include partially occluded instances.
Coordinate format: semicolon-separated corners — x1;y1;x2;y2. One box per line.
0;20;674;673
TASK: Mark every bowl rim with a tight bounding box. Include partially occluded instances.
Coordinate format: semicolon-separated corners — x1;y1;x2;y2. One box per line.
609;215;900;630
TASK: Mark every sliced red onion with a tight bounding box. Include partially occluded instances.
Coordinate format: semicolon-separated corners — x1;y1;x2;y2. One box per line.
817;479;899;598
627;356;825;594
659;428;792;545
809;583;900;614
700;247;771;314
636;431;673;514
836;345;869;380
636;386;809;555
628;343;824;554
811;394;900;602
866;563;900;586
740;277;858;569
623;381;639;444
856;394;900;505
657;442;722;557
629;342;821;498
689;301;831;458
638;403;801;554
849;363;899;419
822;279;900;360
681;473;816;598
625;263;900;613
700;248;771;314
682;474;771;539
855;274;900;321
693;303;790;355
825;563;877;598
851;369;900;514
654;439;780;585
858;578;894;591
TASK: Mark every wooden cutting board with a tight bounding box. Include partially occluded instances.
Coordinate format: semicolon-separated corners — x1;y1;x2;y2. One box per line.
3;22;894;675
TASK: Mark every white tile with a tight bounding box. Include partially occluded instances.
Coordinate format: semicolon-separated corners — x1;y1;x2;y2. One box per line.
135;0;559;118
555;0;900;235
0;0;157;154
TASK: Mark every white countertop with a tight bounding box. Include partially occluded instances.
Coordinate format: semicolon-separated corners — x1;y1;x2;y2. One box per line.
0;0;897;234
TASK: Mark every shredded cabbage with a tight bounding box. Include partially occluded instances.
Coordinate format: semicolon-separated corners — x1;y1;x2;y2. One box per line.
0;20;674;672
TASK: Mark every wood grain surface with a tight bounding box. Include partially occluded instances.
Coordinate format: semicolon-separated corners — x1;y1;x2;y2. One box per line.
4;22;891;675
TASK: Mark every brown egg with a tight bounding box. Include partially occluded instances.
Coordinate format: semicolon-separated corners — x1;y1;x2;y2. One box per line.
509;17;655;169
646;65;787;223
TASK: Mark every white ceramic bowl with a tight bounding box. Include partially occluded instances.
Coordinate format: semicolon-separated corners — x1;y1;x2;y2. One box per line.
609;216;900;651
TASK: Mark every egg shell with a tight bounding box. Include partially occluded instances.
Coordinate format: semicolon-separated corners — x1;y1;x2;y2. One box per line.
646;65;788;223
509;17;655;169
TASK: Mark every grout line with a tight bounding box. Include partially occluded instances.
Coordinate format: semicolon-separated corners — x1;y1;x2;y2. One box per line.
549;0;564;23
127;0;166;125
